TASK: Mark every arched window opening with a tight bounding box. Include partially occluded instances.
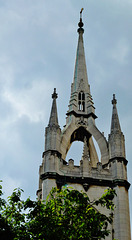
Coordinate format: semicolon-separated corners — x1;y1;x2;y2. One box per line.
66;141;84;166
65;129;101;167
78;92;81;100
78;101;81;111
78;91;85;112
82;92;85;100
71;127;91;143
82;101;85;112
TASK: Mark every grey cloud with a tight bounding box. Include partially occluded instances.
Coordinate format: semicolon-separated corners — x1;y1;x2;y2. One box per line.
0;0;132;233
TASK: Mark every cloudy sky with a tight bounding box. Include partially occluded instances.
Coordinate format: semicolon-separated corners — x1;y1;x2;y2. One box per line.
0;0;132;230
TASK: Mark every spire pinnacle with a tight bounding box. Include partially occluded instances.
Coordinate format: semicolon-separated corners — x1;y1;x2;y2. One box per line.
48;88;59;127
110;94;121;133
109;94;126;159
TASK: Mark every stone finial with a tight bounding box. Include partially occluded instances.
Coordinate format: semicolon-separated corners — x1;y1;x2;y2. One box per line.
112;94;117;105
78;8;84;33
52;88;58;99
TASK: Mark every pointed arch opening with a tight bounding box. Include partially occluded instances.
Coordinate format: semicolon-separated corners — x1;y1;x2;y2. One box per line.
66;141;84;166
65;127;91;166
64;127;100;167
70;127;91;143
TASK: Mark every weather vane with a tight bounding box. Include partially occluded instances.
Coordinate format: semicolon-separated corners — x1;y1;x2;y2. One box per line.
80;8;84;19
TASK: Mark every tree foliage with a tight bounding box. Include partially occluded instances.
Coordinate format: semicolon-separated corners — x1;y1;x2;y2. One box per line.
0;183;116;240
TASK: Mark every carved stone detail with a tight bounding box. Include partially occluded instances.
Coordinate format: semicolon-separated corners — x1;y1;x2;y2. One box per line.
76;116;87;127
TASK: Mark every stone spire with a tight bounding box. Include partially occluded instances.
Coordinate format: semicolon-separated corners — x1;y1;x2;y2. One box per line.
110;94;121;133
45;88;61;152
48;88;59;128
108;94;126;158
72;9;89;92
67;10;96;119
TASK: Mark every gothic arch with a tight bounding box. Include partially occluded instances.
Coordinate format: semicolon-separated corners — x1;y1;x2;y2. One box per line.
61;123;109;165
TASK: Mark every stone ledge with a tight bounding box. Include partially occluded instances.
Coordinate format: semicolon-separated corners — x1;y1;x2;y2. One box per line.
66;110;97;119
40;172;130;190
103;157;128;168
42;150;63;159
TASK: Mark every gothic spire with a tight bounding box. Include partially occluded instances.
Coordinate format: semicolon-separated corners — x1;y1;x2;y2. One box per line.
67;10;96;119
108;94;126;159
110;94;121;133
48;88;59;127
72;9;89;92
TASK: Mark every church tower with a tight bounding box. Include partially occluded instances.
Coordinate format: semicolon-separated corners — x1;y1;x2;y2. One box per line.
37;11;131;240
